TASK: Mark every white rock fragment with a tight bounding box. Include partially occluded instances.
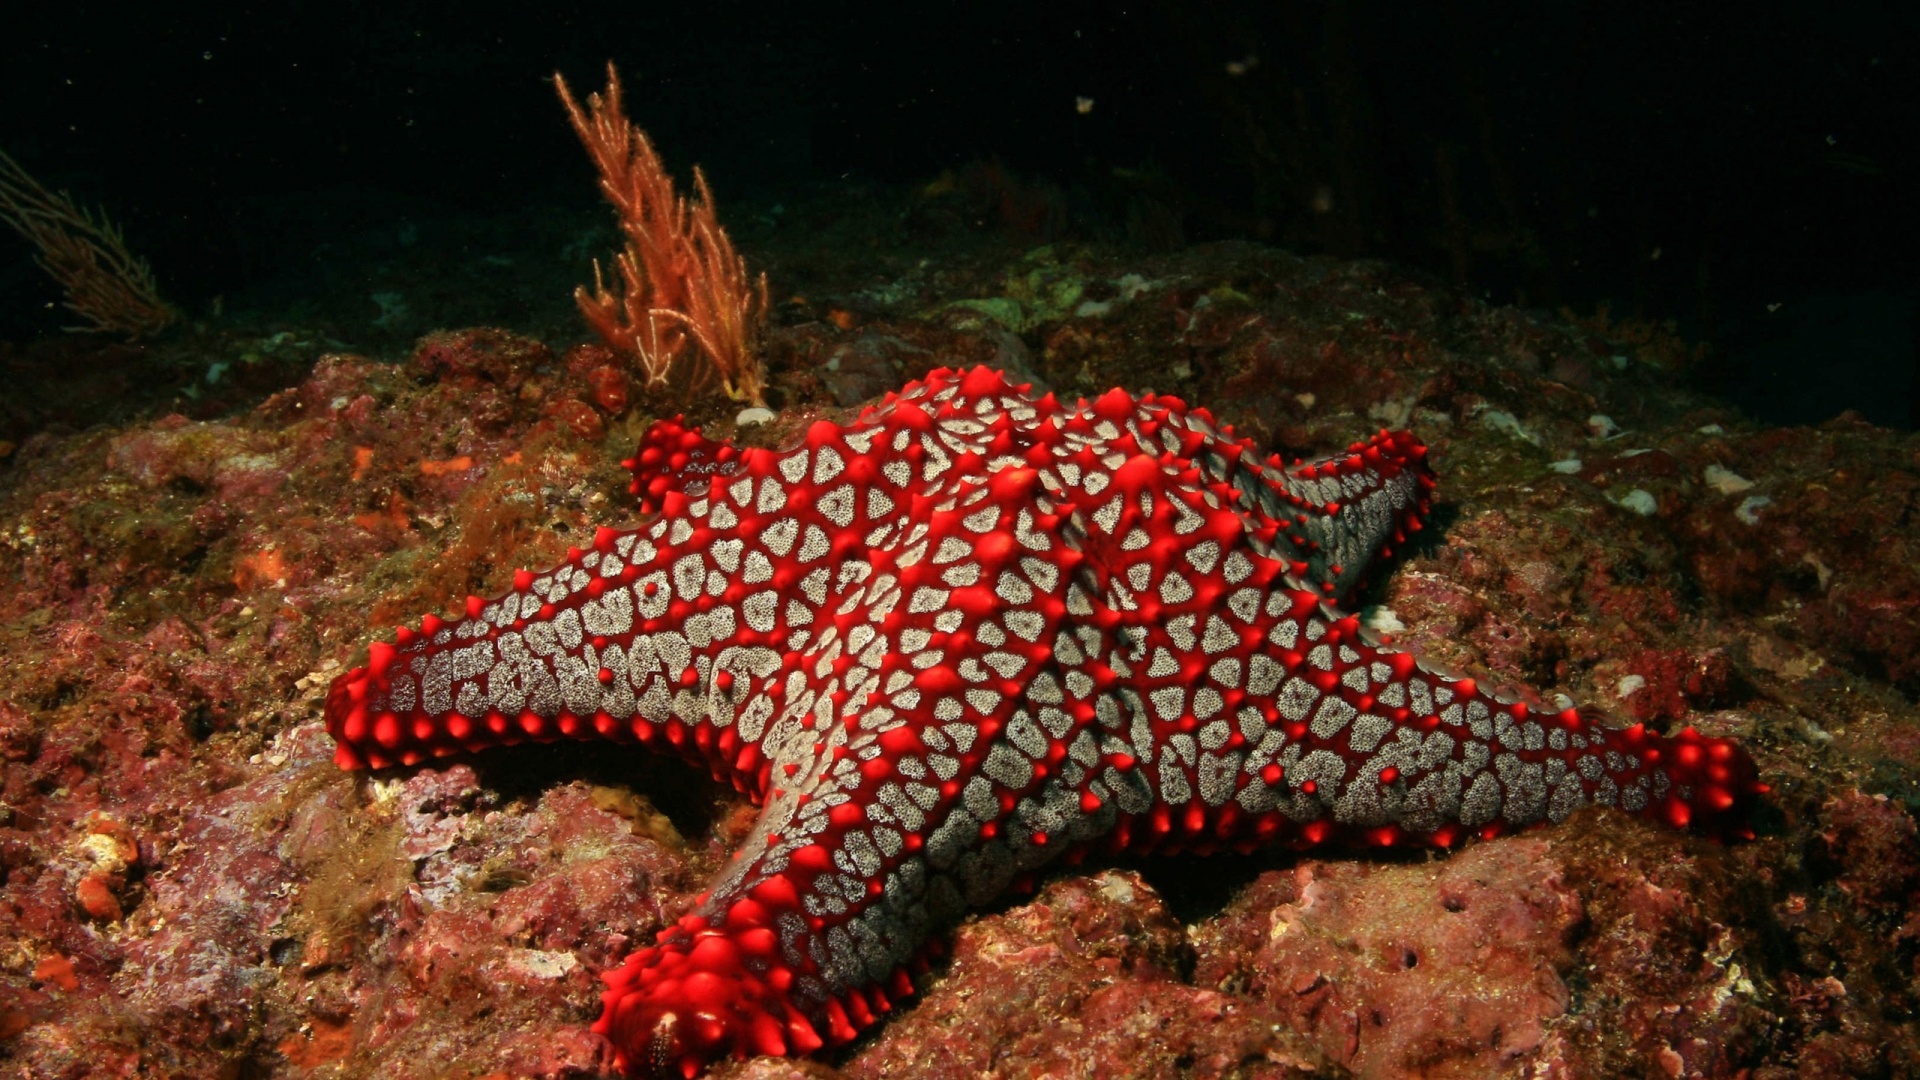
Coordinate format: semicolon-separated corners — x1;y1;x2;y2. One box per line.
504;949;580;980
736;407;776;428
1588;414;1621;439
1615;488;1659;516
1736;495;1773;526
1479;409;1539;445
1549;457;1583;474
1616;674;1647;699
1361;605;1406;636
76;832;132;874
1703;464;1754;495
1368;398;1412;429
1803;551;1834;589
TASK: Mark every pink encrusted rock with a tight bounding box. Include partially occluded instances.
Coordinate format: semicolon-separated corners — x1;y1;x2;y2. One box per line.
497;1023;621;1078
816;329;928;406
1192;838;1581;1078
488;854;670;961
1620;646;1734;724
845;869;1331;1080
1384;508;1581;687
395;761;486;861
411;326;556;391
710;1057;849;1080
1660;419;1920;693
1550;822;1776;1077
1819;790;1920;917
303;768;703;1077
291;351;390;414
0;696;36;763
104;724;335;1071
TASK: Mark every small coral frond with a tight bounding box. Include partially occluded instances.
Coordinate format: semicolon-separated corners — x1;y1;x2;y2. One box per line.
0;149;178;340
555;64;767;404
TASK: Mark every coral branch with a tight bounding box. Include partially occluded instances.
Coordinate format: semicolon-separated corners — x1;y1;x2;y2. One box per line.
556;64;767;404
0;149;178;340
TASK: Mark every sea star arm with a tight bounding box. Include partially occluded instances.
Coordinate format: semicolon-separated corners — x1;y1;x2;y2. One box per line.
324;410;894;786
591;462;1107;1075
1041;385;1763;852
320;495;789;789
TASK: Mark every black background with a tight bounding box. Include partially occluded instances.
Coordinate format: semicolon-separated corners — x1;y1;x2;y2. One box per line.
3;1;1915;426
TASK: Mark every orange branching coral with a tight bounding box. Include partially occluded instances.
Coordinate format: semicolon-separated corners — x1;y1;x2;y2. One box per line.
0;149;178;340
557;64;768;404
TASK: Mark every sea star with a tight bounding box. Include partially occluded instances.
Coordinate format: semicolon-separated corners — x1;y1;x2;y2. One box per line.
324;365;1763;1078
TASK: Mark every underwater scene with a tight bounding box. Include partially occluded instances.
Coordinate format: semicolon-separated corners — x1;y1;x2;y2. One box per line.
1;4;1917;1078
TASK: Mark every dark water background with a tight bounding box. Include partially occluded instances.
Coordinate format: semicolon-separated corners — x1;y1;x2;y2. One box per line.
2;1;1915;427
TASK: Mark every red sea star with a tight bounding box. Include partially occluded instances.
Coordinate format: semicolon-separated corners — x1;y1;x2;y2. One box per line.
324;366;1764;1078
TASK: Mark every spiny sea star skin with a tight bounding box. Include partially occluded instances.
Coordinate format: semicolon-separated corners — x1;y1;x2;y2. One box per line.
324;366;1764;1078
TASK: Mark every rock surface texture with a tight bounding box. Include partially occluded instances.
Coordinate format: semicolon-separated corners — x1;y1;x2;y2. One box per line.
0;241;1914;1078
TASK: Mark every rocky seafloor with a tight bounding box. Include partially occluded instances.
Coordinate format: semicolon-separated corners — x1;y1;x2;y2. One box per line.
2;235;1917;1079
